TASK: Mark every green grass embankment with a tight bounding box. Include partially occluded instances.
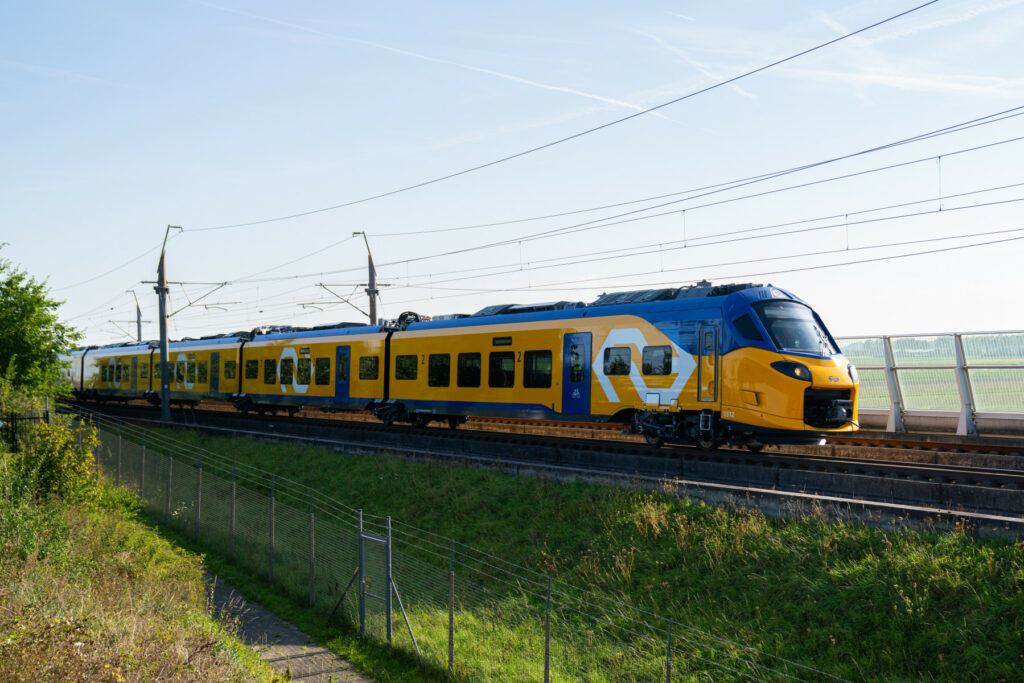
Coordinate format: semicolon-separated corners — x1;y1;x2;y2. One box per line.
0;422;276;682
164;428;1024;681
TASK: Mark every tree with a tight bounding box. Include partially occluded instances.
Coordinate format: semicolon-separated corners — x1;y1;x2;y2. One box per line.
0;248;81;399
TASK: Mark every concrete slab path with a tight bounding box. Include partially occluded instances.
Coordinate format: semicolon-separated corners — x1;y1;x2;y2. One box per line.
208;575;373;682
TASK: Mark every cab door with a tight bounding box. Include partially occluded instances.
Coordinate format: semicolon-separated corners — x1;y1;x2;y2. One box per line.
698;325;719;403
334;345;351;405
562;333;591;416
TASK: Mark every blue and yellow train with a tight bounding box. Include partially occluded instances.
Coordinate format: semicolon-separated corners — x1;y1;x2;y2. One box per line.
65;282;859;449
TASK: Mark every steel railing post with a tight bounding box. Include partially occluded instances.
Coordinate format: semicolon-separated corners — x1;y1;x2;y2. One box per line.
666;621;673;682
116;427;121;484
386;517;393;647
544;578;551;683
229;462;236;559
882;336;905;432
309;495;315;608
953;334;978;437
140;432;146;493
449;539;455;680
269;477;275;581
194;456;202;539
358;510;366;637
165;447;173;526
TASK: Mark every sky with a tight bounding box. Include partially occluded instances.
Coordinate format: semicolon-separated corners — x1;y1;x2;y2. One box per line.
3;0;1024;346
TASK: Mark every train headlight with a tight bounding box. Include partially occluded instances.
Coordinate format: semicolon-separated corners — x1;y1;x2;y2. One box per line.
770;361;812;381
847;363;859;384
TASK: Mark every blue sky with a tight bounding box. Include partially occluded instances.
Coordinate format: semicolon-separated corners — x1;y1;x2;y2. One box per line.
3;0;1024;345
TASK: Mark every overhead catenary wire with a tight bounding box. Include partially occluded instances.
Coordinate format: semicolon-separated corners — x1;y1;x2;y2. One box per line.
186;0;940;232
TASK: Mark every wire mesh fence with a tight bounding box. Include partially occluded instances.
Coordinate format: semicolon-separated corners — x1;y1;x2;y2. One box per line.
78;408;845;681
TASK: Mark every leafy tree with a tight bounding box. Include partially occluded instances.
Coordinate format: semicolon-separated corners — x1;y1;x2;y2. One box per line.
0;248;81;399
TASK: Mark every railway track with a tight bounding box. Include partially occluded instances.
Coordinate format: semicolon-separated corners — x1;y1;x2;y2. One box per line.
68;402;1024;528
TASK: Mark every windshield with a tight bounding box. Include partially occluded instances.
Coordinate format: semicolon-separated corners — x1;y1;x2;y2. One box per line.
752;301;838;356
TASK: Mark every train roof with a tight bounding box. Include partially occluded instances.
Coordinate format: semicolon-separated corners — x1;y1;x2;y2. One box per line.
407;283;805;331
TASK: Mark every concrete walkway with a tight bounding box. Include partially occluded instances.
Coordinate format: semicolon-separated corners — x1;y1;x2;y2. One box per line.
208;576;373;682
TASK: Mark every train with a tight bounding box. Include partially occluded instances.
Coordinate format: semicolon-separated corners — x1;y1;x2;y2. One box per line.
62;282;859;450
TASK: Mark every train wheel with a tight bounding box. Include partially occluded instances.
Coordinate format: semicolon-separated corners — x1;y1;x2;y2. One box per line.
447;417;460;430
746;443;764;453
697;438;718;451
645;433;664;448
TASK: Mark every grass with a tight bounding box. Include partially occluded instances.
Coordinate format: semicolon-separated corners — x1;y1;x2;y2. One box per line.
125;426;1024;681
0;427;277;682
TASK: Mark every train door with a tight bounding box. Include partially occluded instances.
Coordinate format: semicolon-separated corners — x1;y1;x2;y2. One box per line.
698;325;719;403
562;333;591;416
210;352;220;393
334;345;351;404
130;358;138;391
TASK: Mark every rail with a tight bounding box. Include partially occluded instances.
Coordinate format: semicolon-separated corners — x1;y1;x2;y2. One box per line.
836;331;1024;437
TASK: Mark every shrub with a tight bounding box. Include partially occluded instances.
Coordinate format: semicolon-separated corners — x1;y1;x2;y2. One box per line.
6;420;98;502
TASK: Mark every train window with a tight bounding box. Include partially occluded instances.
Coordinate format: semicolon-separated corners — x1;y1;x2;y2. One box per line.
395;355;417;380
153;362;160;379
428;354;450;387
492;337;512;347
224;360;237;380
523;350;552;388
197;361;208;383
489;352;515;388
245;360;259;379
176;361;186;383
115;364;122;381
359;356;379;380
642;346;672;376
264;359;276;384
140;362;149;379
280;358;294;385
315;358;331;385
457;353;481;387
186;361;196;383
569;345;585;383
297;358;311;385
603;347;630;376
733;314;763;342
101;366;108;382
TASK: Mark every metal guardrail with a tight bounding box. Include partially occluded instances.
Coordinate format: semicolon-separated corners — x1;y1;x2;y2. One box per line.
836;331;1024;436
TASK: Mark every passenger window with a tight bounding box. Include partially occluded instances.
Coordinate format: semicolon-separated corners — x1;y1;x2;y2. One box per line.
224;360;237;380
186;360;196;383
457;353;481;387
569;345;585;383
337;356;348;382
115;364;122;381
642;346;672;376
395;355;417;380
297;358;311;384
176;361;186;382
140;363;149;379
101;366;108;382
489;351;515;388
197;361;208;383
359;356;379;380
153;362;160;379
733;314;763;342
245;359;259;379
603;347;630;376
314;358;331;385
428;354;450;387
523;350;552;388
264;359;276;384
280;358;294;384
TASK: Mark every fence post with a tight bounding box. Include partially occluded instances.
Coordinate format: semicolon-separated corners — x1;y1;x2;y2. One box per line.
309;495;315;608
194;456;202;540
230;463;236;559
269;476;275;582
882;336;905;433
140;432;146;493
116;427;121;484
358;509;366;637
544;578;551;683
666;621;673;683
386;517;393;647
449;539;455;680
953;334;978;437
165;447;174;526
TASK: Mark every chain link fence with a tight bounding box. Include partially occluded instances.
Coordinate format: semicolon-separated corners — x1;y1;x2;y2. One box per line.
78;409;842;681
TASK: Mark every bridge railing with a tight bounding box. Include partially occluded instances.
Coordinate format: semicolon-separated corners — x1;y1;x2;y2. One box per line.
836;331;1024;436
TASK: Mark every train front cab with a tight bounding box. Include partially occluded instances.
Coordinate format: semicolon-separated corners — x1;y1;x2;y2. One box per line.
719;289;859;447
